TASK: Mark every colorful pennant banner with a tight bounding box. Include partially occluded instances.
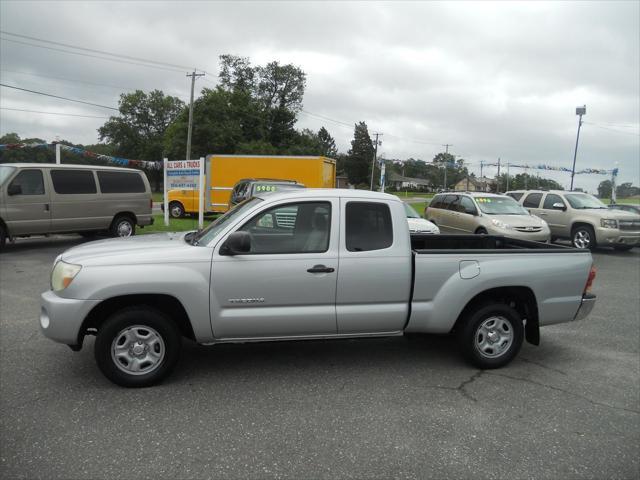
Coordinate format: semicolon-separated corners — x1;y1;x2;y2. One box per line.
0;142;160;169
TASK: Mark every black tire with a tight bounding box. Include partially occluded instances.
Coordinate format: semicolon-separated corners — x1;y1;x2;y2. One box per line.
169;201;185;218
476;227;488;235
0;224;6;251
110;215;136;238
94;306;182;388
613;244;634;252
571;225;596;250
457;303;524;369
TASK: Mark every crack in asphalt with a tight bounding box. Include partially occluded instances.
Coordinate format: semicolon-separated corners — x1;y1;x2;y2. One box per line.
485;371;640;415
455;370;484;402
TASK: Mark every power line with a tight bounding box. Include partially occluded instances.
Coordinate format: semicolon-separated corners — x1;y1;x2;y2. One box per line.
583;121;640;137
0;107;109;119
0;37;187;74
1;30;208;73
0;83;119;111
0;68;135;91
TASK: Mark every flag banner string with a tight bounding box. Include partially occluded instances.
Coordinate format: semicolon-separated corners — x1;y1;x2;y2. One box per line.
482;162;616;176
0;142;160;169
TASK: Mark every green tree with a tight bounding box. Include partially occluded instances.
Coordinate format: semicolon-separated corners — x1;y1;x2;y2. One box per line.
616;182;640;198
345;122;374;186
317;127;338;158
98;90;185;161
597;180;612;198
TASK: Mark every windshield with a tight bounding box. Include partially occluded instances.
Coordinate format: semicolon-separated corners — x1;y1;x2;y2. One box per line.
565;193;607;209
192;197;262;245
475;196;529;215
0;166;16;186
403;202;421;218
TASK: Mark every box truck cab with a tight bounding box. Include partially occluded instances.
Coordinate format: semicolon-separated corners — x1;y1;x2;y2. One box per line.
167;155;336;217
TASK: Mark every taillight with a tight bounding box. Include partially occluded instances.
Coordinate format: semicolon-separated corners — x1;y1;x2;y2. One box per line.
584;266;596;294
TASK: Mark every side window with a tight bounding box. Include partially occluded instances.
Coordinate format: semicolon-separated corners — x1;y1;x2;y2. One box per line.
97;171;145;193
442;195;458;210
430;195;442;209
543;194;565;210
346;202;393;252
51;170;97;194
8;170;44;195
240;202;331;254
523;192;543;208
460;196;477;215
448;196;461;211
508;192;523;201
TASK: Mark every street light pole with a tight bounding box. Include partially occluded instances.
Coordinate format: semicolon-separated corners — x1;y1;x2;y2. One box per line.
570;105;586;191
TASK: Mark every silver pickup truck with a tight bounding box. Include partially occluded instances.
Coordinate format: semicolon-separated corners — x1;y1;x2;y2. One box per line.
40;189;597;387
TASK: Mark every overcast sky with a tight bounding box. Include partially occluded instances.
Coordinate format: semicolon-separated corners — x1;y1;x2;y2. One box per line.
1;0;638;192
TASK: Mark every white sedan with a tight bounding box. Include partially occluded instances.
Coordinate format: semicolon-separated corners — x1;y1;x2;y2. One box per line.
404;202;440;234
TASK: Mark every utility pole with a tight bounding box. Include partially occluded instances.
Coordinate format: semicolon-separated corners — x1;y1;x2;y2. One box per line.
480;160;484;192
186;70;205;161
506;162;510;192
442;144;453;190
570;105;586;191
496;157;501;192
370;133;382;190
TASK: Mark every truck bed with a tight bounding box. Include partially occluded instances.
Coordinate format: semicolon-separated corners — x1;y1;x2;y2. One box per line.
410;234;574;252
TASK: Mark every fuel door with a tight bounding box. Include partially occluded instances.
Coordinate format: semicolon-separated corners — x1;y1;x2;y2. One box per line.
459;260;480;279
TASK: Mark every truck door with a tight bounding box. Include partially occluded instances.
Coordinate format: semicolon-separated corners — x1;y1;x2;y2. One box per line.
210;199;339;338
3;168;51;235
336;199;412;334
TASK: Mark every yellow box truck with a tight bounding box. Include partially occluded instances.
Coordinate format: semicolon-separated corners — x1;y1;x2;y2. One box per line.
167;155;336;215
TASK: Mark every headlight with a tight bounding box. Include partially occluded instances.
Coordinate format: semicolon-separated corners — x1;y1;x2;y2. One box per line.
51;260;82;291
600;219;618;229
491;219;511;229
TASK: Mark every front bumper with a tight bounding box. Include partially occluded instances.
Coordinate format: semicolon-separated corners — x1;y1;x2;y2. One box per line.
40;290;100;346
595;228;640;246
574;293;596;321
487;227;550;243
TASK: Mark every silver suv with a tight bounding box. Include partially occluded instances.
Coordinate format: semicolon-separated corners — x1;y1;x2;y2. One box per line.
425;192;550;242
506;190;640;251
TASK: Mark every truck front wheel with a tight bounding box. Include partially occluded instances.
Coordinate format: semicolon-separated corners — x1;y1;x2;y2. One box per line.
457;303;524;369
169;201;185;218
94;307;182;387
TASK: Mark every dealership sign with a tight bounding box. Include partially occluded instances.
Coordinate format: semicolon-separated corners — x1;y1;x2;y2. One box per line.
163;158;205;229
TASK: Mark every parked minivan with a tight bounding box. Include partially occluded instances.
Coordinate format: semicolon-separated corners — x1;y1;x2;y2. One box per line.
425;192;550;242
0;163;153;249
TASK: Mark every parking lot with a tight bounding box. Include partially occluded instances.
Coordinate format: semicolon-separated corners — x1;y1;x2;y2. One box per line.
1;237;638;479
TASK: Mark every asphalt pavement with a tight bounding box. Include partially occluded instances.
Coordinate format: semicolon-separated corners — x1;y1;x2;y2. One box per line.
0;236;638;479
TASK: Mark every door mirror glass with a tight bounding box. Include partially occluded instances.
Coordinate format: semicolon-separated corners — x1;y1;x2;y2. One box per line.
7;184;22;196
220;231;251;255
552;202;566;211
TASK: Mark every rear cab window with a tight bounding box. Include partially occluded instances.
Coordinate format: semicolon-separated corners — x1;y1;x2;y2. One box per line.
346;202;393;252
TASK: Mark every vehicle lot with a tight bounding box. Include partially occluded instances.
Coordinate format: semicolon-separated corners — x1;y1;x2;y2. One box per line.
1;237;638;479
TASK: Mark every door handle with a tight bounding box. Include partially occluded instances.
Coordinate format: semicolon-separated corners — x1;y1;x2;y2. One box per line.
538;212;547;216
44;204;50;212
307;265;334;274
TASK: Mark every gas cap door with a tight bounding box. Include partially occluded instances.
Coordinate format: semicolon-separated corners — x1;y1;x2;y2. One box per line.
459;260;480;279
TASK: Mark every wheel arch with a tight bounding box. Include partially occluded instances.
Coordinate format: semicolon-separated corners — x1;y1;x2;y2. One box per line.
451;286;540;345
111;211;138;226
77;294;196;348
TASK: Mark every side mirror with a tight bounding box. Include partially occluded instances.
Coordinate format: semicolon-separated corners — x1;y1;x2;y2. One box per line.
7;184;22;196
465;207;477;216
552;202;566;211
220;231;251;255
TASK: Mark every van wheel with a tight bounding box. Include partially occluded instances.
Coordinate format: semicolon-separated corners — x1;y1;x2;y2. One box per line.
476;227;488;235
94;307;182;388
457;303;524;369
111;215;135;237
169;201;185;218
571;225;596;250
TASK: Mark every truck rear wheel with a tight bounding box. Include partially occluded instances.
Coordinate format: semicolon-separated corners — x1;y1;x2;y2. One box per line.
457;303;524;369
169;201;185;218
94;307;182;387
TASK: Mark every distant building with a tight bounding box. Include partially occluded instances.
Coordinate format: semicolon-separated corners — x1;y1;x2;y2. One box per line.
454;177;496;192
335;175;351;189
388;172;432;191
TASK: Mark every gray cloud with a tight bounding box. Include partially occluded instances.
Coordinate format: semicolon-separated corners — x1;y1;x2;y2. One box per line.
1;0;638;193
